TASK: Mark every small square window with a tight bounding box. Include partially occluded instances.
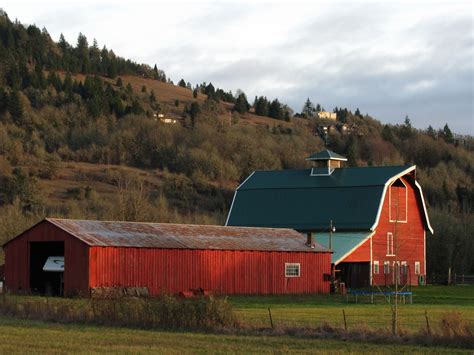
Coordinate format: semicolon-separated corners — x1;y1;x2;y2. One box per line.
373;261;379;274
285;263;300;277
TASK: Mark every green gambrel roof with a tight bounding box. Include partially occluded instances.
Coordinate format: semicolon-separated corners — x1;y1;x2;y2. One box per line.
226;165;415;231
306;149;347;161
316;232;372;264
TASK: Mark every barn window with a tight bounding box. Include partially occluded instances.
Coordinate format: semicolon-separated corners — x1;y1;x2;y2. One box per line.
373;261;379;274
401;261;408;275
386;232;394;256
285;263;300;277
384;261;390;274
415;261;421;275
389;179;407;223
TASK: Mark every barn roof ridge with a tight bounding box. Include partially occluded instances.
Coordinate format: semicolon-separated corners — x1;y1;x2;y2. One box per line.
33;218;332;253
45;217;299;232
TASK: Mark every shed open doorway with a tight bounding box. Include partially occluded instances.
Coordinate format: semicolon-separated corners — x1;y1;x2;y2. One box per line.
29;242;64;296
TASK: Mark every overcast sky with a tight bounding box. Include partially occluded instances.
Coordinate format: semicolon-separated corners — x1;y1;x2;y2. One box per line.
3;1;473;133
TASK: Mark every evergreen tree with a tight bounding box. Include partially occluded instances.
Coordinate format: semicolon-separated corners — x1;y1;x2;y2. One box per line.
427;125;436;138
0;87;8;114
7;90;23;120
302;98;315;118
269;99;284;120
149;90;156;103
442;123;454;144
234;92;250;114
89;38;101;72
255;96;269;116
189;102;200;127
400;115;413;140
178;79;186;88
76;32;90;73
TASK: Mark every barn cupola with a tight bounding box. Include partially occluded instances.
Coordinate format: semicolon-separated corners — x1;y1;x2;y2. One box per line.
306;149;347;176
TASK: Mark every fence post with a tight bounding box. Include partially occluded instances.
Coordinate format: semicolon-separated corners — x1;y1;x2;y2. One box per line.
424;309;431;335
267;307;274;329
342;309;347;331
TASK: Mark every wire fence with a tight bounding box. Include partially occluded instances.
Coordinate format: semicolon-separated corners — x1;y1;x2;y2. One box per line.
237;306;474;333
427;274;474;285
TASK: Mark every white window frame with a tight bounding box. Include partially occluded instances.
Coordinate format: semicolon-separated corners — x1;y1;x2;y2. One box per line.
386;232;395;256
285;263;300;278
384;261;390;274
373;261;379;275
389;179;408;223
415;261;421;275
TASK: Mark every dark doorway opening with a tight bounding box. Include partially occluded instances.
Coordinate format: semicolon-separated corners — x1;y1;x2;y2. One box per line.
29;242;64;296
338;262;370;289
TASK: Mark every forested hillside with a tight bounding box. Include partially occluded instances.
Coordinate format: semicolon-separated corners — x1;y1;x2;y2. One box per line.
0;11;472;275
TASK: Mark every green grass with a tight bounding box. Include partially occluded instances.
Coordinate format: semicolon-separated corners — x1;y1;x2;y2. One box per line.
0;286;472;352
228;286;474;331
0;316;468;354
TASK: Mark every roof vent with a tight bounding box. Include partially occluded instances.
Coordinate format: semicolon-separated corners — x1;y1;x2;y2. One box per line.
306;150;347;176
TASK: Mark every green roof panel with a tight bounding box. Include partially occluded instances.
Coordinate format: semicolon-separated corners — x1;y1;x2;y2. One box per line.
227;165;413;231
316;232;371;263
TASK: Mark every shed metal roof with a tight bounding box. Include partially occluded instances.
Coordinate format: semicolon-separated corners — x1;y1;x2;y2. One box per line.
226;165;432;232
41;219;330;253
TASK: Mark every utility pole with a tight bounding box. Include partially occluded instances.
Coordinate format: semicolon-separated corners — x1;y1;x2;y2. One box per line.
329;220;335;250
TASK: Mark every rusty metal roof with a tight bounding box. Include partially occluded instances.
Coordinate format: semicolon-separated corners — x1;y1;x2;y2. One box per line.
45;219;330;253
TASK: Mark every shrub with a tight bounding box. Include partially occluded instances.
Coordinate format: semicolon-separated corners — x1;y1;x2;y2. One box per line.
0;294;238;331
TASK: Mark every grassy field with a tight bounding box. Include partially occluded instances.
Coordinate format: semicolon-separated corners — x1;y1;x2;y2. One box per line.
0;286;472;353
0;316;468;354
229;285;474;332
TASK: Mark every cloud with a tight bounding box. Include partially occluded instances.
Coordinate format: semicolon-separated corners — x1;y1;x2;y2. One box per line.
1;0;473;133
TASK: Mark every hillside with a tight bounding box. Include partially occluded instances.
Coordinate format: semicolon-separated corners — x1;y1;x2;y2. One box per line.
0;11;473;275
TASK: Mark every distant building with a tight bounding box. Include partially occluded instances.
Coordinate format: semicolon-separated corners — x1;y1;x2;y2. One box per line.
160;118;177;124
317;111;337;120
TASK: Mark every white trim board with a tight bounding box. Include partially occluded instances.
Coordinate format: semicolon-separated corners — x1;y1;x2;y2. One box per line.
333;231;375;265
370;165;434;234
225;171;255;226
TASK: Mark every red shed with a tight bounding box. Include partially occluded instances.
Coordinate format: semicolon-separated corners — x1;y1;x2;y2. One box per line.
3;219;331;296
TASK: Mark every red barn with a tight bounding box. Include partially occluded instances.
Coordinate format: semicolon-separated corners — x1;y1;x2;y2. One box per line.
226;150;433;288
3;219;331;296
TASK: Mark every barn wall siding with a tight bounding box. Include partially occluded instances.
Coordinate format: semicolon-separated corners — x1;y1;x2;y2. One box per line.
89;247;331;295
372;177;425;286
339;177;426;286
4;221;89;295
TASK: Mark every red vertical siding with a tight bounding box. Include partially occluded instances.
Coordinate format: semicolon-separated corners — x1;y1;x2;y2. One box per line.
89;247;331;295
371;177;425;286
339;177;426;286
4;221;89;295
343;239;370;262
